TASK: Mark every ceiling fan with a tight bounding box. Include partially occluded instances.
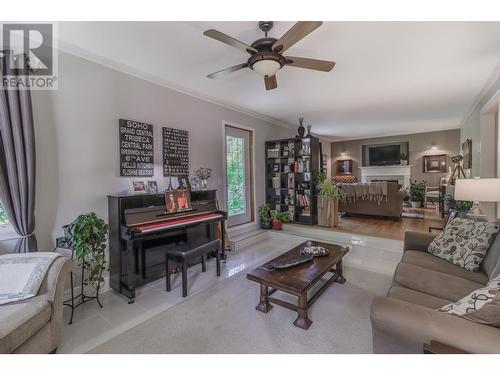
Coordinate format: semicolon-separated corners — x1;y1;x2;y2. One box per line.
203;21;335;90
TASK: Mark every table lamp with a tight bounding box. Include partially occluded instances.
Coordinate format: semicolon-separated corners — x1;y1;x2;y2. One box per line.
454;178;500;215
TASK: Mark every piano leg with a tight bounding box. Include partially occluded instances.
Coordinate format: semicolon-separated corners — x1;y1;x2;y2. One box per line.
126;240;136;304
216;241;221;277
221;220;227;262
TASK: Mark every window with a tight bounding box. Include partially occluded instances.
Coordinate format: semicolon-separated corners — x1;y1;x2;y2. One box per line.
225;125;253;227
0;201;15;240
0;202;8;227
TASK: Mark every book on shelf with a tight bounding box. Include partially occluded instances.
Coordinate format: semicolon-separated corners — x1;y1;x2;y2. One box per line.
287;176;294;189
267;148;280;158
272;177;280;189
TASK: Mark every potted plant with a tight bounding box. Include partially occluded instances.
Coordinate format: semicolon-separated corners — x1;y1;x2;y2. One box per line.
272;211;290;230
65;212;108;296
444;195;472;218
258;203;272;230
316;174;346;227
194;167;212;189
407;180;426;208
400;152;408;165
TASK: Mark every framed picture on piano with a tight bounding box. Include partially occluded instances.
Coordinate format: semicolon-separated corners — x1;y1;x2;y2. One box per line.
130;180;148;194
165;189;177;213
175;187;192;211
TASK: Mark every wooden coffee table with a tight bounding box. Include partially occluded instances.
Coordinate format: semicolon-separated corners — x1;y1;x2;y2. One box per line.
246;241;349;330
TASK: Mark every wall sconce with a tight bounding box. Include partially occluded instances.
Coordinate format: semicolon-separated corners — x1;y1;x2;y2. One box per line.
430;144;438;150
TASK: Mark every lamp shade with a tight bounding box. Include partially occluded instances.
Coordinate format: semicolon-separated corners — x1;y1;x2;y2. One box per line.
252;60;281;77
454;178;500;202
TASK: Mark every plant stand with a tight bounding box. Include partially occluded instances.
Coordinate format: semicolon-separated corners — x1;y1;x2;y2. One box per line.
54;241;103;325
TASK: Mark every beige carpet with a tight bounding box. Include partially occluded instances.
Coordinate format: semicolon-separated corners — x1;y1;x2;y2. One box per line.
91;266;391;354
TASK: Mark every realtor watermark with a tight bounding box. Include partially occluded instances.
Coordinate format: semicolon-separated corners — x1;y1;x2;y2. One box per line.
1;22;58;90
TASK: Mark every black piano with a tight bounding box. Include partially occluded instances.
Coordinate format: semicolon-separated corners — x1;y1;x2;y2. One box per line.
108;190;227;303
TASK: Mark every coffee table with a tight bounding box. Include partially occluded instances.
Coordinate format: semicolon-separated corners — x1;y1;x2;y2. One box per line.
246;241;349;330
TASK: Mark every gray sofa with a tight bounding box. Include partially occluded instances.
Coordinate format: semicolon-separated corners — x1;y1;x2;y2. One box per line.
0;256;71;353
371;230;500;353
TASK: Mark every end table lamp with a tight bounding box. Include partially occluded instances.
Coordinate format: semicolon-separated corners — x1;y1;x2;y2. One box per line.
454;178;500;216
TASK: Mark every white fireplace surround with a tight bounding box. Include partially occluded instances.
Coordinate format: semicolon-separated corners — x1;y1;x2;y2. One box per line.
359;165;412;190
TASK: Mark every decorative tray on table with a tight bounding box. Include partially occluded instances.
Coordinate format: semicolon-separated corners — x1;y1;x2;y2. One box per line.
301;244;330;257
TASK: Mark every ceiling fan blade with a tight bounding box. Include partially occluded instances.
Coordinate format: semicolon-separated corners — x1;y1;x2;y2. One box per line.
272;21;323;53
285;56;335;72
207;63;249;78
203;29;258;54
264;75;277;90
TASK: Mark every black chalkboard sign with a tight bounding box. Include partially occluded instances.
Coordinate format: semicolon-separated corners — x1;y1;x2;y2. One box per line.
163;127;189;177
119;119;154;177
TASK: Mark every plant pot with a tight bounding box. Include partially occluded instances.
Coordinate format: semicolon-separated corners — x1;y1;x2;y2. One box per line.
318;196;339;227
260;220;272;230
410;201;422;208
272;219;283;230
401;160;408;165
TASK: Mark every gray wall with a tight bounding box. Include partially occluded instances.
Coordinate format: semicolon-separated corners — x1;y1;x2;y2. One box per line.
331;129;461;186
30;51;293;251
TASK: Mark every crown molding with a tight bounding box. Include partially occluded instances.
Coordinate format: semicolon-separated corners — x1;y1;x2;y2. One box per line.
55;39;296;132
459;59;500;127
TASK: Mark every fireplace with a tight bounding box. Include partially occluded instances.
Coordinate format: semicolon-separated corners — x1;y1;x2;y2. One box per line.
359;165;412;190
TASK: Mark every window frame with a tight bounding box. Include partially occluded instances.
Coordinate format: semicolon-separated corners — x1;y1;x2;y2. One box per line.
222;121;255;228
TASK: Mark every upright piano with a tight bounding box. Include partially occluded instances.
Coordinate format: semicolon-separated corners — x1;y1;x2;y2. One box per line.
108;190;226;303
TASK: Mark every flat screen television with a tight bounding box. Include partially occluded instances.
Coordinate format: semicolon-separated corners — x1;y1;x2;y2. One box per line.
368;145;401;166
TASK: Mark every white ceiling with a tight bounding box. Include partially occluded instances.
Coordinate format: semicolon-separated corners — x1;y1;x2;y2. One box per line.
57;22;500;140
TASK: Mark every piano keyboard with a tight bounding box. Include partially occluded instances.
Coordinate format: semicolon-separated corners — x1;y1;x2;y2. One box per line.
133;212;224;234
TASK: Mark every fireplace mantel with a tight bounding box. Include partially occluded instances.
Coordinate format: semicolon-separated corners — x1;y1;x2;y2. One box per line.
359;165;412;189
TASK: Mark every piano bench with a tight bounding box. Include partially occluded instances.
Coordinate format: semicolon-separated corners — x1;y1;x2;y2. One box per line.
165;239;221;298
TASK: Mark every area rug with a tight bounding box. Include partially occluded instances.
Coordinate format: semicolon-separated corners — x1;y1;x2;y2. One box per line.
90;266;391;354
402;208;425;219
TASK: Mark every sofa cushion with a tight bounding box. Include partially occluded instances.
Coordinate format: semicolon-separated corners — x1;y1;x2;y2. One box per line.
439;274;500;327
402;250;489;284
0;295;51;353
482;233;500;280
393;262;485;301
388;286;452;309
427;218;500;272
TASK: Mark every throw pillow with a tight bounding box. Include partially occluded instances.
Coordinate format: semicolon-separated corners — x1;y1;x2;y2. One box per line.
439;274;500;327
427;218;500;272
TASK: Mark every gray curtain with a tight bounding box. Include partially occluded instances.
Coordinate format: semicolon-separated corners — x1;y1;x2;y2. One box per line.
0;51;37;252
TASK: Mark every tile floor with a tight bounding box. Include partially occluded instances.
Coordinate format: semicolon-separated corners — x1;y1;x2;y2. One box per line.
58;228;403;353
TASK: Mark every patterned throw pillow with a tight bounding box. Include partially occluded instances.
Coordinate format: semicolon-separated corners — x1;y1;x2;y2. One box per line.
439;275;500;327
427;218;500;272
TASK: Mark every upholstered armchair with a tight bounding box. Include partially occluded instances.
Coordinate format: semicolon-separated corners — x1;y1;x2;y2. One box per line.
0;256;72;353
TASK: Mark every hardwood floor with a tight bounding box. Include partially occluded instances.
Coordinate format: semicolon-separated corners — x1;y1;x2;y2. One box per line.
317;205;444;241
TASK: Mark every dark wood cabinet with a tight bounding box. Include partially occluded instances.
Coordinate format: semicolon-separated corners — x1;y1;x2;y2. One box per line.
265;136;320;225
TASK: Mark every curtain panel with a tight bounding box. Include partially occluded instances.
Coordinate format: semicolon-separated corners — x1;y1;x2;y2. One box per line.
0;51;37;252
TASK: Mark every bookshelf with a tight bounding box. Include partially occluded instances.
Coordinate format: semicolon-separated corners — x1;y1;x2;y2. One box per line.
265;136;320;225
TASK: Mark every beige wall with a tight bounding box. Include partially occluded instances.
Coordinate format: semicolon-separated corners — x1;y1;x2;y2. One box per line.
331;129;461;187
29;51;293;251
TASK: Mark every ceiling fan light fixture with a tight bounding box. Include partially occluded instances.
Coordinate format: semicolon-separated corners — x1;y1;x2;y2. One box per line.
251;59;281;77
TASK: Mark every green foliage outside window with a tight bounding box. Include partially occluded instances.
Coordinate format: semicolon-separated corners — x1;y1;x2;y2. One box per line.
0;203;8;226
226;136;246;216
